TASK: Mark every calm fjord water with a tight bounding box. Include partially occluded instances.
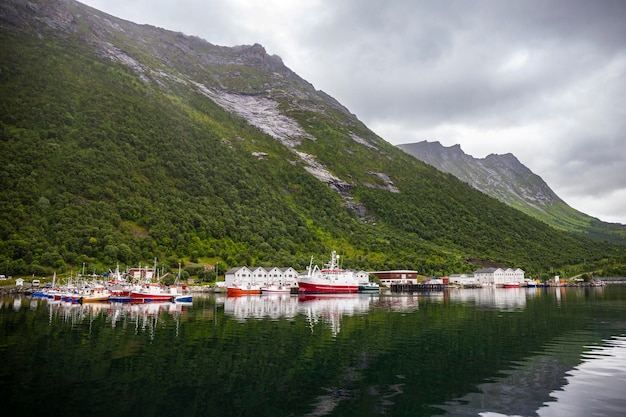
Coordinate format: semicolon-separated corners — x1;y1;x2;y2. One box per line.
1;286;626;417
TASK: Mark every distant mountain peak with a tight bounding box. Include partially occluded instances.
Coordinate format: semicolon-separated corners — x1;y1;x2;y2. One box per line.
398;141;626;240
399;140;561;205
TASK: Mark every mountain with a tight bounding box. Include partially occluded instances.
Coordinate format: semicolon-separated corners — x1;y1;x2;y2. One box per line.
0;0;623;280
397;141;626;243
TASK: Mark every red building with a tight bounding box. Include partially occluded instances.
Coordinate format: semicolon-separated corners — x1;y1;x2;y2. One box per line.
369;270;419;286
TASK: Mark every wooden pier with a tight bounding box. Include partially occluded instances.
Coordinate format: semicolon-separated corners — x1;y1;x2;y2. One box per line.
390;283;446;293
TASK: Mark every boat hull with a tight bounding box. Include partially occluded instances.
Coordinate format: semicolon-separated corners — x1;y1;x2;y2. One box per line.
130;293;174;302
260;284;292;294
503;282;521;288
261;289;291;294
227;287;261;296
82;295;111;303
297;281;358;294
359;284;380;293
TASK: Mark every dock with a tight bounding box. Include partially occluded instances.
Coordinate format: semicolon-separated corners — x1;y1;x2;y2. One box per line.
390;283;446;293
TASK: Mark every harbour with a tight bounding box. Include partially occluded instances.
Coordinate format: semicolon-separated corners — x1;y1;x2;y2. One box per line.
2;285;626;416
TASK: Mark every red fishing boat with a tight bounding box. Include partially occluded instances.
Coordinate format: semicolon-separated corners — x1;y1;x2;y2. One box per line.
297;251;359;294
227;282;262;296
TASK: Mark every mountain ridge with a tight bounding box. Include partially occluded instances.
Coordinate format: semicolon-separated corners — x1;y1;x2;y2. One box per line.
1;0;624;280
398;140;626;242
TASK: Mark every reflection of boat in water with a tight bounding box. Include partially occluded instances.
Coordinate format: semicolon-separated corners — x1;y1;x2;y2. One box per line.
298;251;359;294
45;299;190;337
297;293;374;336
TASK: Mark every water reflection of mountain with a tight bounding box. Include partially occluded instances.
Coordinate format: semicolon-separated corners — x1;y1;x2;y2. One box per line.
448;287;536;310
297;294;376;336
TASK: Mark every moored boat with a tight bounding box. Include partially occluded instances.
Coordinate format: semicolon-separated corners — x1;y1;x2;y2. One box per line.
81;292;111;303
173;294;193;303
109;289;133;302
504;282;521;288
260;283;292;294
227;282;262;296
130;283;175;302
80;284;111;303
297;251;359;294
170;264;193;303
214;281;228;293
358;281;380;293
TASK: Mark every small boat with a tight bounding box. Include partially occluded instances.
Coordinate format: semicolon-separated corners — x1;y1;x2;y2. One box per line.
81;284;111;303
171;265;193;303
107;266;134;302
227;282;262;296
81;292;111;303
358;281;380;292
261;283;292;294
109;289;133;302
297;251;359;294
504;282;521;288
214;281;228;293
173;294;193;303
130;284;175;302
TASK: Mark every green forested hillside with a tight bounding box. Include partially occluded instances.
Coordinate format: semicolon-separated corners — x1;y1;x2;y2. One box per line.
0;0;623;280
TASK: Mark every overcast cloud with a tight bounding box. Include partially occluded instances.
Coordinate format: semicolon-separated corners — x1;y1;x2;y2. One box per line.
81;0;626;224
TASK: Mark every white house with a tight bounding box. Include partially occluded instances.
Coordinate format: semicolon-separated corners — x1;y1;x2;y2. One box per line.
265;267;283;284
279;267;299;285
504;268;525;284
224;266;253;286
449;273;476;286
250;267;268;284
261;267;299;286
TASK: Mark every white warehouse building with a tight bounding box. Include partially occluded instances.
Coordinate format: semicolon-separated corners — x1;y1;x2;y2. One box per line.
474;267;525;286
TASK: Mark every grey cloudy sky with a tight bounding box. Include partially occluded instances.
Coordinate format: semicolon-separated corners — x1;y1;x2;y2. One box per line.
81;0;626;224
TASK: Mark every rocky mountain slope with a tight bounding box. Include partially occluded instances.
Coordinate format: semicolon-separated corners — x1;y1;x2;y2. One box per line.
398;141;626;242
1;0;623;279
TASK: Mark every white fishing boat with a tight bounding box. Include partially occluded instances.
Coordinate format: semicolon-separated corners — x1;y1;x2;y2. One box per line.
260;283;292;294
